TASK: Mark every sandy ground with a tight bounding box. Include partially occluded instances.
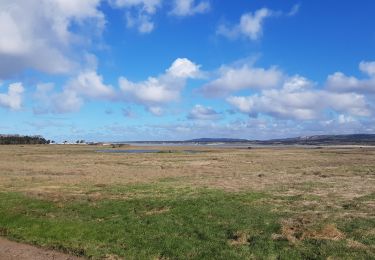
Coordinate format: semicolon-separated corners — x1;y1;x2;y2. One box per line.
0;237;82;260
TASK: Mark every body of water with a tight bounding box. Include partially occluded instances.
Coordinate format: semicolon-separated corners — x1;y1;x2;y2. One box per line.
96;149;202;154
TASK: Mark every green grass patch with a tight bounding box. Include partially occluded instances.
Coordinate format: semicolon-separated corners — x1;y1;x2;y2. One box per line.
0;185;373;259
339;217;375;246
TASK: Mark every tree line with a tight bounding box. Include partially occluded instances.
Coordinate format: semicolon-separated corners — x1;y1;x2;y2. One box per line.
0;135;50;145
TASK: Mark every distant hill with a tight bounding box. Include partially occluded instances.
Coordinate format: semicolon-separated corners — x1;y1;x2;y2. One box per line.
187;138;249;143
186;134;375;145
115;134;375;146
253;134;375;145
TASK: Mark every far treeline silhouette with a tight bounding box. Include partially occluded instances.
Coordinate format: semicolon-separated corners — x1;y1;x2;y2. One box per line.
0;135;50;145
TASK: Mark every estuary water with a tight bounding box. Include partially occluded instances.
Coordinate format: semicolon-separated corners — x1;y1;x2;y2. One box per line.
96;149;202;154
96;149;160;153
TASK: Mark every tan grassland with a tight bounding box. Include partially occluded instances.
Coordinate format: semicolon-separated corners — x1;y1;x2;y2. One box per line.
1;145;374;197
0;144;374;250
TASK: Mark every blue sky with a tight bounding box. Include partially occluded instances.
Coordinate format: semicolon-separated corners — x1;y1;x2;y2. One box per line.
1;0;375;141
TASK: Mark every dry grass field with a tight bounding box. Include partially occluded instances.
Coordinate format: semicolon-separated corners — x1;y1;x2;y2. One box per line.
0;145;374;259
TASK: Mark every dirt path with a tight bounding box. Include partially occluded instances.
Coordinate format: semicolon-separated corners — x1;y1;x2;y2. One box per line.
0;237;82;260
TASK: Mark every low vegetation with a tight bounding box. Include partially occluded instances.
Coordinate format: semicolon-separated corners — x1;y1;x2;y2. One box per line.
0;145;374;259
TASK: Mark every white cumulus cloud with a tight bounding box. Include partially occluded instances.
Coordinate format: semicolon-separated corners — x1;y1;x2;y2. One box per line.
33;70;114;114
217;5;300;41
65;70;116;100
326;60;375;93
0;82;24;110
167;58;202;78
110;0;161;33
201;63;283;97
109;0;161;13
125;10;156;33
0;0;105;79
227;75;372;120
33;58;201;115
170;0;210;16
217;8;273;40
187;104;221;120
360;61;375;76
119;58;202;113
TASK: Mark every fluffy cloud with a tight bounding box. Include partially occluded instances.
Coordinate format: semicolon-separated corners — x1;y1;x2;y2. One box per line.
126;12;155;33
34;70;114;114
217;8;273;40
201;64;283;97
227;77;320;120
359;61;375;76
167;58;202;78
170;0;210;16
326;72;372;92
0;82;24;110
0;0;212;79
108;0;210;34
34;83;82;114
119;58;201;112
111;0;211;33
110;0;161;33
65;70;116;100
187;104;221;120
217;5;299;41
327;61;375;93
109;0;161;13
227;75;372;120
52;89;84;114
199;59;363;121
324;92;371;117
0;0;105;78
200;60;374;121
33;58;201;115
